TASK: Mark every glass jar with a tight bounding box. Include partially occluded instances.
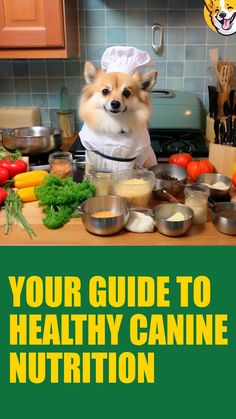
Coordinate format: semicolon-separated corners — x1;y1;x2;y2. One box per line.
49;151;73;179
91;169;113;196
184;184;210;224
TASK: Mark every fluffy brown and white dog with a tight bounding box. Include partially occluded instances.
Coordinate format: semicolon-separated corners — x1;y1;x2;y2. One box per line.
79;61;158;171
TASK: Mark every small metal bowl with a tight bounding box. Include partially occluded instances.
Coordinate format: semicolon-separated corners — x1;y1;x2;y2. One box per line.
195;173;232;198
149;164;188;198
78;195;130;236
152;203;194;237
211;202;236;235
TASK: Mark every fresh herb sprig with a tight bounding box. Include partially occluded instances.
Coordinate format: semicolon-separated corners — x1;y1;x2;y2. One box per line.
4;190;36;238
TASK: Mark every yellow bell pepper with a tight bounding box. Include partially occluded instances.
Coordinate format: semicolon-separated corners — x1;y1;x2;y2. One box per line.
17;186;38;202
13;170;49;189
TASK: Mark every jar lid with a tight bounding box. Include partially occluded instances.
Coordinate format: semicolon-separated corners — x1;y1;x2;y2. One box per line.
48;151;73;163
185;183;210;197
91;168;114;178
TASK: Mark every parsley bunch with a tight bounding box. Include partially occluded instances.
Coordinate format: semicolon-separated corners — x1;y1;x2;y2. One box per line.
35;174;96;229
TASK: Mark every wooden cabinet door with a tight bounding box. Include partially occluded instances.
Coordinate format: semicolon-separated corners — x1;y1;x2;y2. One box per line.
0;0;64;47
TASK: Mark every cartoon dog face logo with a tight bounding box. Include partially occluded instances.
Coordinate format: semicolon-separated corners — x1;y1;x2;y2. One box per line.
204;0;236;36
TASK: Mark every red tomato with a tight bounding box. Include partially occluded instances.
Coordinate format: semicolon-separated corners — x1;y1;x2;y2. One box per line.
168;152;192;169
187;160;214;181
0;168;9;186
0;158;27;178
232;172;236;187
7;159;27;177
0;158;11;174
0;187;7;205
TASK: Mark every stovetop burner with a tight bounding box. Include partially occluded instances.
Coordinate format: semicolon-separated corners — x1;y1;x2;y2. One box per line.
29;154;50;165
28;153;51;171
149;129;209;159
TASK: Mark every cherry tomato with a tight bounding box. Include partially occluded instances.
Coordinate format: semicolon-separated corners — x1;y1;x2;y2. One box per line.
187;160;214;181
0;168;9;186
168;152;192;169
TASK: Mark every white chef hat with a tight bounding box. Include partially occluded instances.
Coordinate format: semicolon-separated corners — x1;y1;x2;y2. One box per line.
101;46;156;75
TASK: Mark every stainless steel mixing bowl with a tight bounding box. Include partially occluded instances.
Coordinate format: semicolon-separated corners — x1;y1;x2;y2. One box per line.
195;173;232;198
78;195;130;236
211;202;236;235
149;163;188;198
152;202;194;236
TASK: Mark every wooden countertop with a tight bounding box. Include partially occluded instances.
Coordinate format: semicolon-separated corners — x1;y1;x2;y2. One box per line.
1;191;236;246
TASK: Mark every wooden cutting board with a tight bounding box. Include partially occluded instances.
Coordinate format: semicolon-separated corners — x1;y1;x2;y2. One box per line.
209;143;236;177
0;107;41;128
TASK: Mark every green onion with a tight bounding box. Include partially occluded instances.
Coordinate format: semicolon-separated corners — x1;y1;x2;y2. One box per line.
3;190;36;239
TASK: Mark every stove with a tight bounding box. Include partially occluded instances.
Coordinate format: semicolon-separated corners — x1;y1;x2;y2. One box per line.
29;153;51;171
149;89;208;161
150;129;208;160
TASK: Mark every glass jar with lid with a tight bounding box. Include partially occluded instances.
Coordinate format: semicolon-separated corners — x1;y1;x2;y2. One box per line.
49;151;73;179
184;184;210;224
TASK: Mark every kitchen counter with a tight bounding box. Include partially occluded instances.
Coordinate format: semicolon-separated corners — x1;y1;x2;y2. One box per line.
1;192;236;246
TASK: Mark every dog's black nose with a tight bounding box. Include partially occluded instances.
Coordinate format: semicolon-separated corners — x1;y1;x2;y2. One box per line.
110;100;121;110
219;12;226;18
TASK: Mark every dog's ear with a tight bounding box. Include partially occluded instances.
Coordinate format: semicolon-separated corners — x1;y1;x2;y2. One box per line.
84;61;98;84
133;70;158;92
204;0;214;12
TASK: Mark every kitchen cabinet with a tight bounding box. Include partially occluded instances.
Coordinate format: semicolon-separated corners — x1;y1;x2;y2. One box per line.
0;0;79;58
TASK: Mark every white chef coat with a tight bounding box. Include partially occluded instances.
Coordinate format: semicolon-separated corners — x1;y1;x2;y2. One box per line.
79;123;157;171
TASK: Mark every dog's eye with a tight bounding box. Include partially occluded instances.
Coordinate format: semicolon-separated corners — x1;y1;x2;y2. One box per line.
102;88;110;96
228;6;233;10
123;89;131;98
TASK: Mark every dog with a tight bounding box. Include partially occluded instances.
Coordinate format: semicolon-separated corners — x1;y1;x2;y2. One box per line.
79;61;158;171
205;0;236;36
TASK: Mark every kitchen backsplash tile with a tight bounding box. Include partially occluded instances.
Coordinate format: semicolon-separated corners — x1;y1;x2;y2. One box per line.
186;28;207;44
85;10;105;26
31;79;47;93
185;61;206;77
167;45;185;61
168;28;185;44
127;28;145;44
12;61;29;77
0;0;235;130
147;0;169;8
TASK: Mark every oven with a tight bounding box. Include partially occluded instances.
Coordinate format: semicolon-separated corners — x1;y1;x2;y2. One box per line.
149;89;208;162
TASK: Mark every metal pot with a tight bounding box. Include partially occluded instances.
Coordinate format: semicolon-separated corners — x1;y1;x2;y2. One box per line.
0;126;62;155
